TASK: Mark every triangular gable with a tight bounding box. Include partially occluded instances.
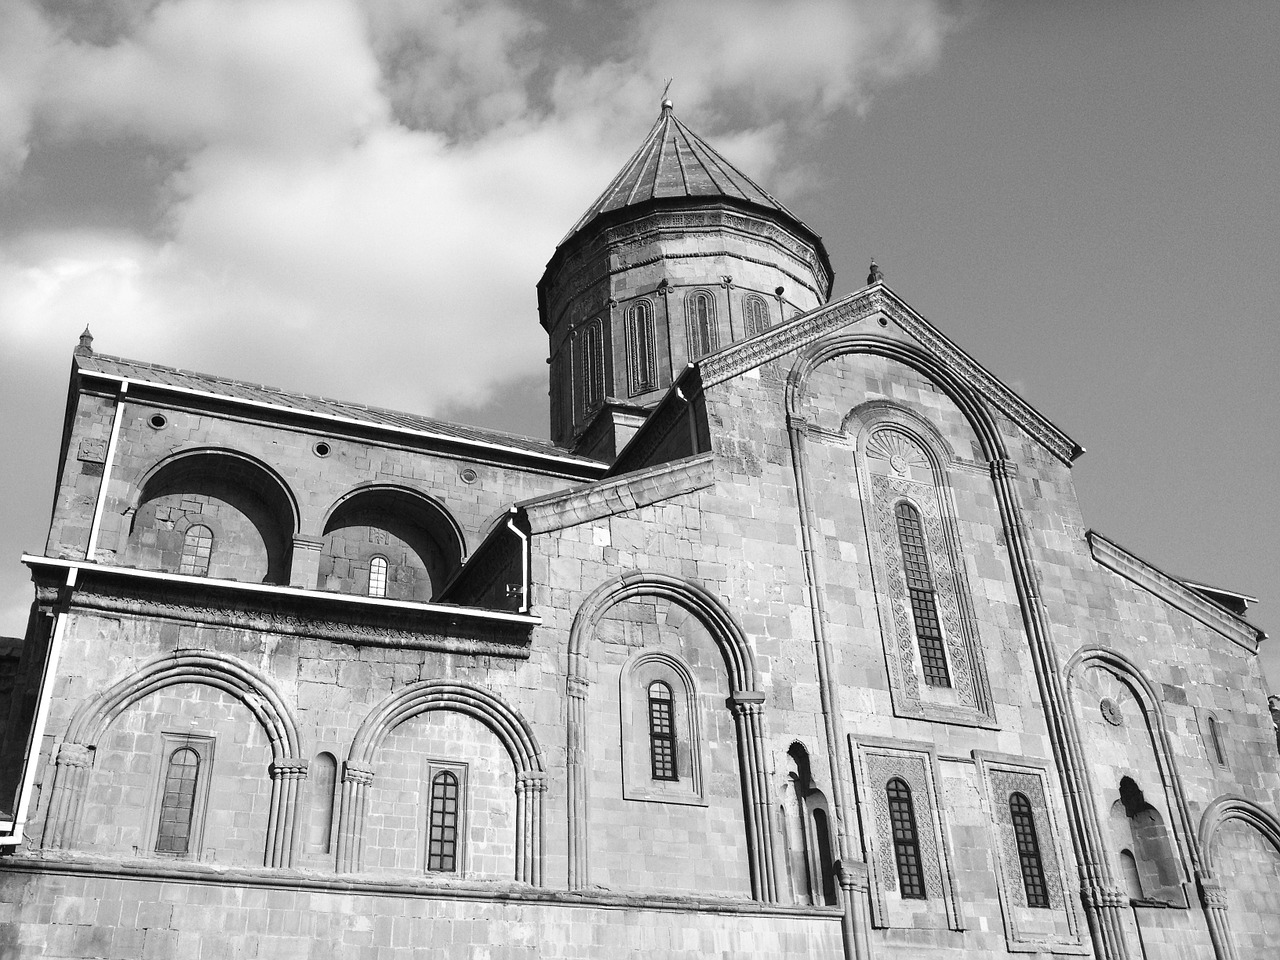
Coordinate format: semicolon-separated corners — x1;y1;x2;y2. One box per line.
698;281;1084;465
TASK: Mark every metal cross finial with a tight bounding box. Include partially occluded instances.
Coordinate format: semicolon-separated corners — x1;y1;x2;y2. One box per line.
661;79;673;113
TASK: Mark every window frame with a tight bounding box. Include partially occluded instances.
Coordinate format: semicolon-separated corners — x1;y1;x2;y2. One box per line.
424;760;468;876
685;290;717;359
178;523;214;577
147;732;216;861
742;294;769;337
619;652;706;805
894;500;952;689
368;554;389;598
887;777;927;899
627;299;657;395
647;680;679;781
1009;791;1051;908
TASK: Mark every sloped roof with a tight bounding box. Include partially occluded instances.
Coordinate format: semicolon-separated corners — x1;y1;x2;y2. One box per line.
74;352;605;471
562;102;815;243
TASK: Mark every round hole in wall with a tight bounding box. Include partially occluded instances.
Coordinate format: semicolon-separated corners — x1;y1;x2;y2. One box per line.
148;413;168;430
313;441;332;458
877;316;889;327
459;467;479;484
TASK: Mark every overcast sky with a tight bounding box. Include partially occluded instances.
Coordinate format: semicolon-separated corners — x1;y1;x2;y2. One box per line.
1;0;1276;684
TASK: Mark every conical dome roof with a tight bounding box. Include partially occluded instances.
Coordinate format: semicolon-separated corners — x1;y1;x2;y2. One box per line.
562;101;818;244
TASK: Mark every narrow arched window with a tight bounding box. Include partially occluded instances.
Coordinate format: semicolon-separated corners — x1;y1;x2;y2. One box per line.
887;777;926;899
578;320;606;413
156;747;200;855
648;681;678;781
743;295;769;336
685;291;717;359
812;807;838;905
1207;715;1226;766
1010;792;1050;908
627;300;657;394
427;770;460;872
179;524;213;577
306;752;337;854
368;556;388;598
894;502;951;687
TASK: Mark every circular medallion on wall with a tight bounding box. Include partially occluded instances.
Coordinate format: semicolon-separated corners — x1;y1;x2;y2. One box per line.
1100;697;1124;726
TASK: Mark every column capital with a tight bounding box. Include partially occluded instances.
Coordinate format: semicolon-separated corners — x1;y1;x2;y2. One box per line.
835;857;870;892
343;760;375;785
270;758;310;779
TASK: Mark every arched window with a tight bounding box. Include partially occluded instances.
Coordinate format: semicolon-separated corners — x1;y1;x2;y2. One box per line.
578;320;606;413
627;300;657;394
1207;715;1226;766
648;680;678;781
743;295;769;337
887;777;926;899
811;807;838;905
179;524;214;577
156;747;201;855
427;769;461;872
685;291;717;359
1009;792;1050;908
894;502;951;688
368;555;388;598
306;752;338;855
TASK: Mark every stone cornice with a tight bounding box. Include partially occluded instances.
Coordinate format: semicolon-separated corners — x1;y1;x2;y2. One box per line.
0;853;843;919
1086;531;1263;652
25;556;536;657
699;284;1084;466
519;453;716;534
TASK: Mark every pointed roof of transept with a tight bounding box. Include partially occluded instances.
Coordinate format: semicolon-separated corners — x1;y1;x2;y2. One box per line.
561;100;818;244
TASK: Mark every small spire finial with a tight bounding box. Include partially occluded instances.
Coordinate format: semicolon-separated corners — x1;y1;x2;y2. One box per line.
75;325;94;357
867;259;883;285
661;78;673;115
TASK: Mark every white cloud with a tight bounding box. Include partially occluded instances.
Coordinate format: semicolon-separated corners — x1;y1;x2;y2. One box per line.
0;0;963;415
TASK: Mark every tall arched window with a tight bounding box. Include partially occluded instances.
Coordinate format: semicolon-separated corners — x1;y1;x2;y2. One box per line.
887;777;926;899
179;524;213;577
894;502;951;688
578;320;606;413
648;681;678;781
1207;715;1226;766
156;747;201;855
1009;792;1050;908
427;769;461;872
811;807;838;905
685;291;717;359
627;300;657;394
368;555;388;598
743;294;769;336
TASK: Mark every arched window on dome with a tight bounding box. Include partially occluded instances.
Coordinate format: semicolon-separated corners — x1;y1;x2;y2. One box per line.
894;502;951;688
627;299;657;394
685;290;717;359
743;294;769;337
1010;792;1050;908
178;524;214;577
887;777;926;899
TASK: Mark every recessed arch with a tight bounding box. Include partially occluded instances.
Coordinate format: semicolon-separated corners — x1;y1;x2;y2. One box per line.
1198;795;1280;877
843;398;960;470
319;484;466;601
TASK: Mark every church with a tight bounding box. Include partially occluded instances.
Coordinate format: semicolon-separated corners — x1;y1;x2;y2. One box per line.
1;102;1278;959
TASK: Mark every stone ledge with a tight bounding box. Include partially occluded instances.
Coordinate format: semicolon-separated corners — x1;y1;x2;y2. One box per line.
0;854;844;920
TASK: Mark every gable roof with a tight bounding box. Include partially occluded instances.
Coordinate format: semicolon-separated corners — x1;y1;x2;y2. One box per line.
74;352;606;474
562;102;818;244
697;281;1085;465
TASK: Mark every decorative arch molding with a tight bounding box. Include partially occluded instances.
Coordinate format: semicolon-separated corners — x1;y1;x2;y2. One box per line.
841;398;960;470
1196;795;1280;960
127;446;301;535
1064;645;1200;875
564;572;777;900
782;333;1141;959
318;482;467;560
42;649;306;867
336;680;546;885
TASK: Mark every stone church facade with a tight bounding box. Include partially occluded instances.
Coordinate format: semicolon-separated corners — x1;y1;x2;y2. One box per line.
2;104;1278;959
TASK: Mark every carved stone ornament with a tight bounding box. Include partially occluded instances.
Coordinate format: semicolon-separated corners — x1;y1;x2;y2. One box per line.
1100;697;1124;726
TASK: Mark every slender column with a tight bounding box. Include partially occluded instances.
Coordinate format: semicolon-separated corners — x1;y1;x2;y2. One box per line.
787;413;872;959
989;459;1131;959
1199;878;1237;960
837;858;872;960
41;741;92;850
515;771;547;885
266;758;308;868
565;674;589;890
335;761;374;873
730;691;780;902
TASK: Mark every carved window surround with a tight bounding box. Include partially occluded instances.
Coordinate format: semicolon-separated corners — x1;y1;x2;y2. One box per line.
850;736;963;932
972;751;1087;955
